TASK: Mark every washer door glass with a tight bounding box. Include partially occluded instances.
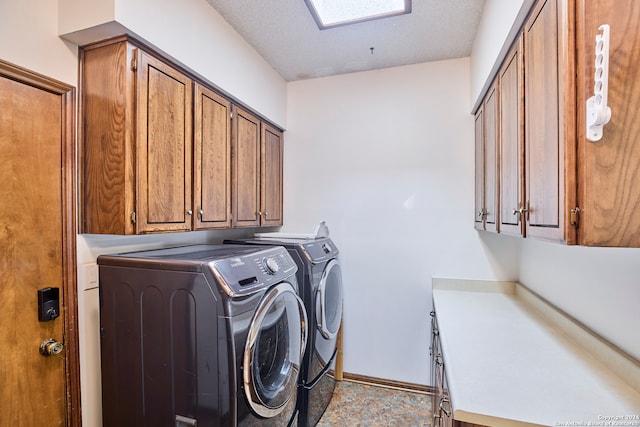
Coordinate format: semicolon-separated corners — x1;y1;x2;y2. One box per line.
316;259;343;340
243;282;307;418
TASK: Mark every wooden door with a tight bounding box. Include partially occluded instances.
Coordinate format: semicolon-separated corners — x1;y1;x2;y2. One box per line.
577;0;640;246
499;36;525;237
525;0;560;238
260;123;283;227
136;50;193;233
194;84;232;230
0;60;79;426
483;84;499;233
474;106;485;230
232;106;261;228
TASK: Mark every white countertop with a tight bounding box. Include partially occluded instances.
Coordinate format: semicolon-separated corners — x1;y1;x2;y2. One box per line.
432;279;640;427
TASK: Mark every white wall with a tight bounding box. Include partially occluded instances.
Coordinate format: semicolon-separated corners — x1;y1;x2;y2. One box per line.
520;240;640;360
285;59;520;385
469;0;528;108
58;0;287;128
472;1;640;362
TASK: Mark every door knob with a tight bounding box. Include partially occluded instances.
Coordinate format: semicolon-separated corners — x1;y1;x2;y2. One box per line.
40;338;64;356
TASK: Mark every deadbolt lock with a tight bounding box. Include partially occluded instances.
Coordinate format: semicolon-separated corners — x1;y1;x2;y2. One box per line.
40;338;64;356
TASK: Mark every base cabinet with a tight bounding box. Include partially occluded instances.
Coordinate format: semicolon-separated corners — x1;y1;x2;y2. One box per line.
430;310;488;427
430;311;487;427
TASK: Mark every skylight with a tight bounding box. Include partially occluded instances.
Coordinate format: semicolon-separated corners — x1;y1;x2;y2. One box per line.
305;0;411;30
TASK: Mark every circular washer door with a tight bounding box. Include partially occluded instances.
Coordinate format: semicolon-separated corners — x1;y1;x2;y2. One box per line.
316;259;343;340
243;282;308;418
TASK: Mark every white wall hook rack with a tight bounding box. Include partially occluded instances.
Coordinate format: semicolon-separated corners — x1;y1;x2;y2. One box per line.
586;24;612;142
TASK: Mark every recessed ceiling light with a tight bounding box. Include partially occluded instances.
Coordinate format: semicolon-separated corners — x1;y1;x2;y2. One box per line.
305;0;412;30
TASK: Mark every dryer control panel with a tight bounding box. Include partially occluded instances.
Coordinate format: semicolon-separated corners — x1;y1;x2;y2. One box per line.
301;238;339;264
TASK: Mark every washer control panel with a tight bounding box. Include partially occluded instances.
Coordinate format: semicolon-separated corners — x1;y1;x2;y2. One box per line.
211;246;296;296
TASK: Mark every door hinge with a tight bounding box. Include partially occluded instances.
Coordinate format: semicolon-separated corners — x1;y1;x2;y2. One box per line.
570;207;580;228
131;57;137;71
131;211;137;224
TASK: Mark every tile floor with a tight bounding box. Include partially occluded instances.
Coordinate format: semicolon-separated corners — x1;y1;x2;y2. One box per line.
316;380;433;427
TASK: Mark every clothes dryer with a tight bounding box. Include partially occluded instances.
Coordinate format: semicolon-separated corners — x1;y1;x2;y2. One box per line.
225;237;343;427
97;244;307;427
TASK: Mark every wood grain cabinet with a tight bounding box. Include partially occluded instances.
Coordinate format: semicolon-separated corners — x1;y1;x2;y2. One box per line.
576;0;640;246
475;0;576;243
475;0;640;246
232;106;283;228
80;38;193;234
194;84;232;230
474;84;498;233
80;36;283;234
523;0;576;244
498;36;524;237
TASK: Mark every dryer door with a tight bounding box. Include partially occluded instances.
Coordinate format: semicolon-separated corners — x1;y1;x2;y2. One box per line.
316;259;343;340
243;281;308;418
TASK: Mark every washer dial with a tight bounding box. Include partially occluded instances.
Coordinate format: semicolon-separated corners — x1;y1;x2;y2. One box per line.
263;257;280;274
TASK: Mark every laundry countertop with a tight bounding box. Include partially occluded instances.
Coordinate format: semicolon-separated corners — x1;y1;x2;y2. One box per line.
432;279;640;427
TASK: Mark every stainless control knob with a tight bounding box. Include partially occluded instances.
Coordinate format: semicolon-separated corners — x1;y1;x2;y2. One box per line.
263;257;280;274
40;338;63;356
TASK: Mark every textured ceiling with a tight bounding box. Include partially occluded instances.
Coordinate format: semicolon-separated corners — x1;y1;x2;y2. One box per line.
205;0;486;81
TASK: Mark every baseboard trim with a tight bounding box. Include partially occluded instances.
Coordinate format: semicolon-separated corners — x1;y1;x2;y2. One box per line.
333;371;434;395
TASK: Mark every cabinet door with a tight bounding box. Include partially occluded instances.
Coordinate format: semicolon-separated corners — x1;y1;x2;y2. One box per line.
136;50;193;233
80;40;137;235
524;0;576;243
474;106;485;230
484;84;499;233
260;123;283;227
474;86;498;233
233;106;261;227
499;37;525;237
194;84;232;230
577;0;640;246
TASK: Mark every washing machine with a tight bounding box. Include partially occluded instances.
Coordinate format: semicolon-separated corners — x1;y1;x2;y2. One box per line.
97;244;307;427
225;237;343;427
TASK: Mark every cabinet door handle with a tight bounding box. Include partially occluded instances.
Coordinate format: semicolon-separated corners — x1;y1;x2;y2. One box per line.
198;209;204;219
187;209;193;216
512;205;529;219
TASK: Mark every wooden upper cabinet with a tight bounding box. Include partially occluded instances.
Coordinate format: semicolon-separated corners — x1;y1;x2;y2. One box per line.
498;36;525;237
136;50;193;233
523;0;577;243
474;84;499;233
261;123;284;227
232;107;284;228
80;38;193;234
194;84;232;230
474;106;485;230
475;0;640;247
576;0;640;246
233;106;261;228
81;40;135;234
80;36;284;234
483;84;499;233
